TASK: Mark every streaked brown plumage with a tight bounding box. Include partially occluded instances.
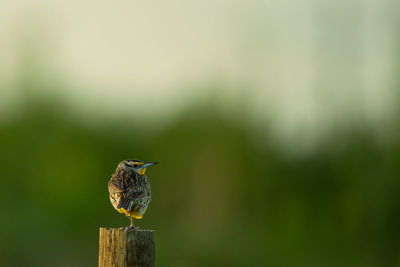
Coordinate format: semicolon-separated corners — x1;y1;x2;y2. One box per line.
108;159;158;229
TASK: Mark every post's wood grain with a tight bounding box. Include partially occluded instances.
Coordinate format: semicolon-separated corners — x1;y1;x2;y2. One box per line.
99;228;155;267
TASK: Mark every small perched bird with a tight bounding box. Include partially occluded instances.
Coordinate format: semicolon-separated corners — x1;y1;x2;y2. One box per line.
108;159;158;229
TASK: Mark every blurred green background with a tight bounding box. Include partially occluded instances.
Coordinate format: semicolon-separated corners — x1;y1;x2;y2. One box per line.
1;1;400;266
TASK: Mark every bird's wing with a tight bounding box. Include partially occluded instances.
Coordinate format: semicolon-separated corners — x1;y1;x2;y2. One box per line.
108;179;124;194
127;190;146;200
117;190;146;211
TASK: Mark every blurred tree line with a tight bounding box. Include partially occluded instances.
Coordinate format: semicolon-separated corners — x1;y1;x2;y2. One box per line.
0;92;399;267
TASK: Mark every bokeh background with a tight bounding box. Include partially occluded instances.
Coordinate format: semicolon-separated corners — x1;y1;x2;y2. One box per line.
1;1;400;266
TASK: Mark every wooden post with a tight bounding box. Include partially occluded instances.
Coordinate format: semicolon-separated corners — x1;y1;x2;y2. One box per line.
99;228;155;267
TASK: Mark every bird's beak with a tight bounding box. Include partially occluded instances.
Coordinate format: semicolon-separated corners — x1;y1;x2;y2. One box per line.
138;161;159;169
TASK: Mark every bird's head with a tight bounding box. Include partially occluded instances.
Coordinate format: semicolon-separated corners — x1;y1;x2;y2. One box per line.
119;159;158;175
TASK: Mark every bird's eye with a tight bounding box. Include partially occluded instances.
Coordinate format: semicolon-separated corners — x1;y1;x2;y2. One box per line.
133;164;138;168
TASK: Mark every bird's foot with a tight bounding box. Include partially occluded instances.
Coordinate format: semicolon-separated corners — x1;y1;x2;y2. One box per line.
123;225;141;231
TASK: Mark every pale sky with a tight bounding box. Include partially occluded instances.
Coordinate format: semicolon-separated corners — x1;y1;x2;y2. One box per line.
0;0;398;150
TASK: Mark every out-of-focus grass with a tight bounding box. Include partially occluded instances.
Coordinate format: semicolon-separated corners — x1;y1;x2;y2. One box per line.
0;93;400;267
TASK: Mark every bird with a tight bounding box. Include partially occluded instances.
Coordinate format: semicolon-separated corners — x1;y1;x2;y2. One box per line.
108;159;158;229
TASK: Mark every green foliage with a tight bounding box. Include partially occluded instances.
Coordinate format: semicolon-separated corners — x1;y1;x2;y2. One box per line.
0;97;399;267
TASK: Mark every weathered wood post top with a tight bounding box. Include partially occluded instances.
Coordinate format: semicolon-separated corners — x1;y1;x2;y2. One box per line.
99;228;155;267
